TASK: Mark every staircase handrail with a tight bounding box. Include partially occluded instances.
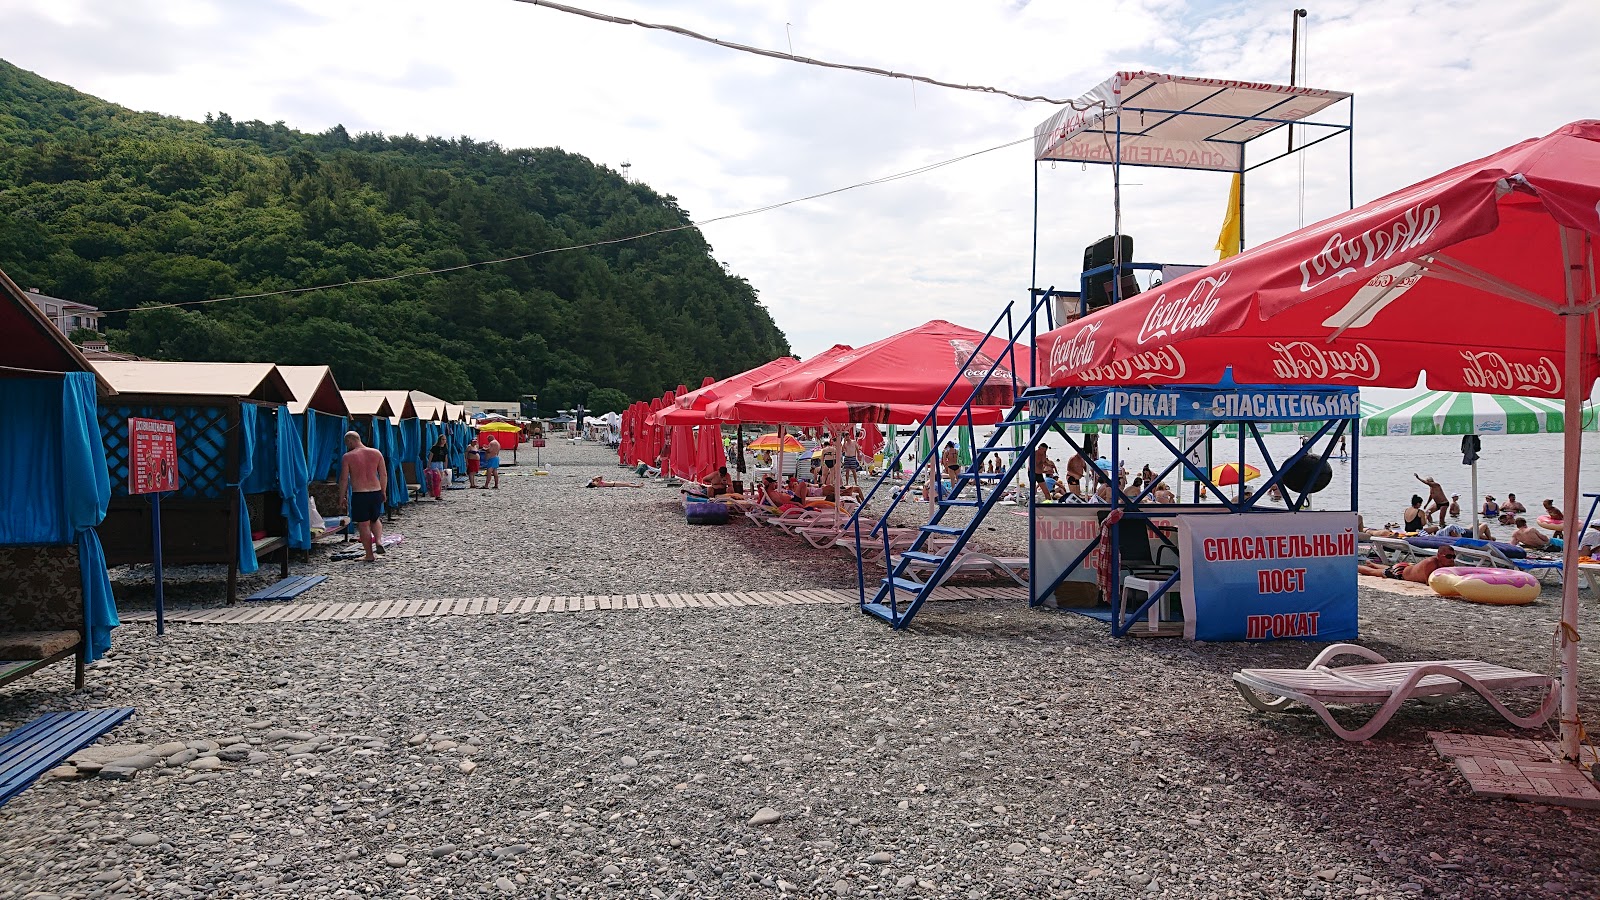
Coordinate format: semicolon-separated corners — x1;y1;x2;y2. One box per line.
847;288;1054;536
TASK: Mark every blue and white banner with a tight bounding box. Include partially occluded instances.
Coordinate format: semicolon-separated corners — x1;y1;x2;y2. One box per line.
1178;512;1359;642
1045;386;1361;424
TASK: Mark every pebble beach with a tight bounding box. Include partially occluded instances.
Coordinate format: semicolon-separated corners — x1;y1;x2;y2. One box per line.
3;440;1599;900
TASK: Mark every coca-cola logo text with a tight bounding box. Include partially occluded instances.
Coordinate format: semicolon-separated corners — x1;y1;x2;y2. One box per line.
1136;273;1228;345
1299;204;1442;293
1268;341;1382;382
1048;321;1101;376
1460;351;1562;393
1074;346;1188;383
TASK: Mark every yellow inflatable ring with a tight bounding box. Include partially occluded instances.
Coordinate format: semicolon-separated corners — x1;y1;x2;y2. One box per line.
1428;566;1539;605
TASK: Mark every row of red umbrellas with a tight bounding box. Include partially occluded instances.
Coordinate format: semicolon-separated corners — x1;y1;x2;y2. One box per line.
618;320;1031;480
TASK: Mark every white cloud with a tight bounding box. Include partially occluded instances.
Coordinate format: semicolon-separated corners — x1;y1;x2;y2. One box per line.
2;0;1598;362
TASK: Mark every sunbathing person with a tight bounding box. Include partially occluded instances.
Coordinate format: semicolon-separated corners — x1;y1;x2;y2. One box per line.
1357;545;1458;583
760;476;805;511
1512;517;1561;551
587;476;644;488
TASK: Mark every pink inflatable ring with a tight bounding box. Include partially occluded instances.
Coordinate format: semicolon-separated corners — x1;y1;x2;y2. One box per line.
1428;567;1540;605
1537;514;1564;532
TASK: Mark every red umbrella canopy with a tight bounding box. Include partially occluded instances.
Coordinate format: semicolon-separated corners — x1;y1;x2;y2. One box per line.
674;357;801;410
750;322;1032;406
716;397;1011;427
1036;120;1600;762
1038;120;1600;396
858;423;884;458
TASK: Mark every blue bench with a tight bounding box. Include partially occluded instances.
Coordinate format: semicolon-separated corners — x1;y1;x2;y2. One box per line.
0;708;135;806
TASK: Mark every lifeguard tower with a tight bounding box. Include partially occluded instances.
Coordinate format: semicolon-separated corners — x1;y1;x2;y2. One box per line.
849;72;1359;636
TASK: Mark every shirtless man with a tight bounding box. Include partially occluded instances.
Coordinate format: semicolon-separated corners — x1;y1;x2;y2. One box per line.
702;466;733;497
1065;451;1087;500
337;431;388;562
1415;474;1450;526
840;431;861;487
1032;445;1059;500
482;437;501;488
1357;545;1458;583
1498;492;1525;525
1512;517;1557;551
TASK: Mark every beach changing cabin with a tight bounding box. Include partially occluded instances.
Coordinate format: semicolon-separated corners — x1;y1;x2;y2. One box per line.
0;269;119;689
91;362;310;604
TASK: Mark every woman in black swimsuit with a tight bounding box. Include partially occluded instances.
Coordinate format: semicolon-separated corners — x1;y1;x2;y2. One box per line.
1402;494;1426;532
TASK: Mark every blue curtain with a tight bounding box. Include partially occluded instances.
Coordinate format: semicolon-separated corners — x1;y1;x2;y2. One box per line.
275;406;312;550
241;403;277;494
233;405;260;575
448;422;468;471
383;420;409;507
0;373;119;660
300;411;346;482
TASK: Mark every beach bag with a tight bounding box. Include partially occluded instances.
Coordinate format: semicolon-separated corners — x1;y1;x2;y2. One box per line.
685;501;729;525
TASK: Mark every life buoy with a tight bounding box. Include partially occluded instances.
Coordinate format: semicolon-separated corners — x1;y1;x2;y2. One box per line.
1537;515;1564;532
1428;567;1539;605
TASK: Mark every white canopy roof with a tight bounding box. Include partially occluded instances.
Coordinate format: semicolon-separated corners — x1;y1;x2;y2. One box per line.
1033;71;1351;172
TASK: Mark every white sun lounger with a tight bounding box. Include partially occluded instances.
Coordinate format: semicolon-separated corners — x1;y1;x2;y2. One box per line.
1232;643;1555;741
890;550;1030;588
1370;536;1432;564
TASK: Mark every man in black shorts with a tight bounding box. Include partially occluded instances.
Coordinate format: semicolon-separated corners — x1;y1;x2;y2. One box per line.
338;431;389;562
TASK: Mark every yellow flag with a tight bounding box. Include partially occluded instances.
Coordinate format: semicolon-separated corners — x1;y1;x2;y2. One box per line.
1214;173;1242;260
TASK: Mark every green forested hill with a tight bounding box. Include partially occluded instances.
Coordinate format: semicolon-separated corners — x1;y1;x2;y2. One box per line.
0;59;790;409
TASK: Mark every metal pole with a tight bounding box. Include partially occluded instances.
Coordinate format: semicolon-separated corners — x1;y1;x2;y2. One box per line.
152;493;166;637
1556;226;1585;762
1288;8;1307;152
1238;161;1247;253
1113;116;1123;303
1469;456;1480;531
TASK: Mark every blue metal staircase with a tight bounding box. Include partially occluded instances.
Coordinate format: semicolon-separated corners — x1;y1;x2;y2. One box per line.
848;289;1070;629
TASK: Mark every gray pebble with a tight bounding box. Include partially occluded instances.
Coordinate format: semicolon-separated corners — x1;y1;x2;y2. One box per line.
748;807;782;826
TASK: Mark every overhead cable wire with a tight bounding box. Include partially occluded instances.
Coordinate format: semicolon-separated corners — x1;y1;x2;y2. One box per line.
511;0;1093;107
133;133;1035;313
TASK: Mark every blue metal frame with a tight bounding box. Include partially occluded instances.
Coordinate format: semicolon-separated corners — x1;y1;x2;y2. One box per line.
1023;388;1360;636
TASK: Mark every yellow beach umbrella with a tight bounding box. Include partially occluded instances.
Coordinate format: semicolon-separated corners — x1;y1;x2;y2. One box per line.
478;422;522;433
747;432;803;453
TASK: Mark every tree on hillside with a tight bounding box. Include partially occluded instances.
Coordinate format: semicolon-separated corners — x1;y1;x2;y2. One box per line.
0;58;790;402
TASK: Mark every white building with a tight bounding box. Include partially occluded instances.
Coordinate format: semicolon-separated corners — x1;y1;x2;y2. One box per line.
25;288;103;335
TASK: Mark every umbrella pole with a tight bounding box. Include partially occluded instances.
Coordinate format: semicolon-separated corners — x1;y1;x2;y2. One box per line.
1556;225;1585;763
1469;457;1479;531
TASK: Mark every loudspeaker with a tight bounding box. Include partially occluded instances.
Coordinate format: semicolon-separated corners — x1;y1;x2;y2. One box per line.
1281;454;1334;494
1083;234;1140;310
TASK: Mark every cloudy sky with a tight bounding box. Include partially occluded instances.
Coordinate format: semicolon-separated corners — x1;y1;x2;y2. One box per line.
4;0;1599;376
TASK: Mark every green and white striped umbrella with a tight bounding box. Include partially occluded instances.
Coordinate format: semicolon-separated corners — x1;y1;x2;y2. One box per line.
1363;390;1600;437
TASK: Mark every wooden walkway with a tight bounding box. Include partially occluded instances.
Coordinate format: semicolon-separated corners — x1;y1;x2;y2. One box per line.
119;586;1030;626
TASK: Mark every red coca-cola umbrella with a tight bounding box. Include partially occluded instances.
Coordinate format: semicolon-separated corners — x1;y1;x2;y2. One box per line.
1037;120;1600;761
749;322;1032;407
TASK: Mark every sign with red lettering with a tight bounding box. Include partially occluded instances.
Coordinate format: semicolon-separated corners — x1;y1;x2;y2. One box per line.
1177;512;1358;641
129;418;180;495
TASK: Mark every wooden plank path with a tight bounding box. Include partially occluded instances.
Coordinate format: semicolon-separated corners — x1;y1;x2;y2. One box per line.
119;586;1030;626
